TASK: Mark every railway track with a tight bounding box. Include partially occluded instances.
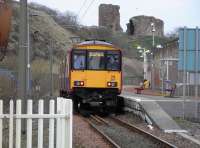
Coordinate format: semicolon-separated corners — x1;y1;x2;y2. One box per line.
88;115;120;148
110;116;177;148
86;115;177;148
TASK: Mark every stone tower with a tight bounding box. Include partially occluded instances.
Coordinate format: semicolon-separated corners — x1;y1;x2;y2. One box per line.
99;4;122;32
127;15;164;37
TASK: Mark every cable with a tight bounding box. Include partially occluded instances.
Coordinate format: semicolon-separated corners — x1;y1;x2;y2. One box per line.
80;0;96;19
77;0;88;17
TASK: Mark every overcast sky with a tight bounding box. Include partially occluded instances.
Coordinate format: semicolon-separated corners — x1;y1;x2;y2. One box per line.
28;0;199;34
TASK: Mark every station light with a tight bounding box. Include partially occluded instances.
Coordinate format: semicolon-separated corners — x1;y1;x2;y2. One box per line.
137;46;142;50
156;44;163;48
145;50;150;53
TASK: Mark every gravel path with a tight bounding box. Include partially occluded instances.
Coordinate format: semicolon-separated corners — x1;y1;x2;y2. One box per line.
116;113;200;148
73;115;112;148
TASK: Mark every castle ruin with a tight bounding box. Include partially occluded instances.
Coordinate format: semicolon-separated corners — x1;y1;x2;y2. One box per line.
99;4;122;32
127;15;164;37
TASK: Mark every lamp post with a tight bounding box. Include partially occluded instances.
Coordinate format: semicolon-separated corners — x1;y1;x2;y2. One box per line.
151;23;156;47
137;46;150;80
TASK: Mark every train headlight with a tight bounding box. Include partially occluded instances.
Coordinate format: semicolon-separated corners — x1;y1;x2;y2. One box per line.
107;82;117;87
74;81;84;86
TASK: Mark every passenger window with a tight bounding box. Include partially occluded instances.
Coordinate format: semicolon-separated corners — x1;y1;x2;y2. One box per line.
107;51;120;71
88;51;105;70
72;51;86;70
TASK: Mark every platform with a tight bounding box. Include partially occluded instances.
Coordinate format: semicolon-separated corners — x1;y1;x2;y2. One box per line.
121;91;188;133
122;91;200;119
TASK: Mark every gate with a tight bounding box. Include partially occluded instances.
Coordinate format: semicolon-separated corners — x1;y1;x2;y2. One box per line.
0;97;72;148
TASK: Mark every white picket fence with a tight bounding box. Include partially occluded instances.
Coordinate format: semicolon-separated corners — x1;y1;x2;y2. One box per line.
0;97;72;148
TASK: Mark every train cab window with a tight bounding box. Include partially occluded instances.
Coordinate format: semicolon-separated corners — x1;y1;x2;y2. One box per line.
106;51;120;71
88;51;105;70
72;50;86;70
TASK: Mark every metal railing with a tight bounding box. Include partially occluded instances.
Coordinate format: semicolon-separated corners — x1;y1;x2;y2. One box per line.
124;98;152;125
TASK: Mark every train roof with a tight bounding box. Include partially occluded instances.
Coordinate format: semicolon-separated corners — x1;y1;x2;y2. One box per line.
77;40;113;46
71;40;122;51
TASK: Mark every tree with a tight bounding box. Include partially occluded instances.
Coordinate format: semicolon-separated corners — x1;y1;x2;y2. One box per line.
166;27;182;38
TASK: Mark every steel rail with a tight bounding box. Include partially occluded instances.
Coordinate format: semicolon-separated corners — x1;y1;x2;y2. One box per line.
95;115;109;125
86;118;121;148
110;116;177;148
90;115;102;124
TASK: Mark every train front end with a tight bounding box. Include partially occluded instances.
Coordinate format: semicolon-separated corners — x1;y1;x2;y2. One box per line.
61;40;123;113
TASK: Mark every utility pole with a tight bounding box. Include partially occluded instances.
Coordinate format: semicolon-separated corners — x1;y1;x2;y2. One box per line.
27;7;31;97
18;0;27;134
49;41;53;97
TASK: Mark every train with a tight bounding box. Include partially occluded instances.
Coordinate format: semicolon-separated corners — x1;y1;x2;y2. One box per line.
0;0;12;61
60;40;124;113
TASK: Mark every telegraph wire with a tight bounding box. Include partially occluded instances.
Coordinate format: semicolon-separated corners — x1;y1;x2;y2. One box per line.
80;0;96;20
77;0;88;17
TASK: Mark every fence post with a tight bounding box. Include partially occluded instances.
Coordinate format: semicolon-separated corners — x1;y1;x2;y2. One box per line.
49;100;55;148
9;100;14;148
38;100;44;148
65;99;72;148
56;97;62;148
0;100;3;148
27;100;32;148
64;99;68;148
61;99;65;148
16;100;22;148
